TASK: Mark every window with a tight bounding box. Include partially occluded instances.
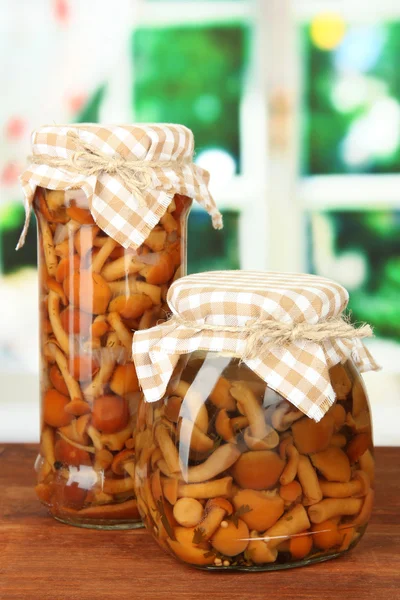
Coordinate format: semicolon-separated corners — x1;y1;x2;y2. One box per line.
297;6;400;353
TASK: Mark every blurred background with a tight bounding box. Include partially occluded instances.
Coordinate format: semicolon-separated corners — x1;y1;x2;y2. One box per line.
1;0;399;444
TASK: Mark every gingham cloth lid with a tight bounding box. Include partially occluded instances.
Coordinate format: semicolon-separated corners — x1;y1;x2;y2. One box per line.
17;123;222;250
132;271;378;422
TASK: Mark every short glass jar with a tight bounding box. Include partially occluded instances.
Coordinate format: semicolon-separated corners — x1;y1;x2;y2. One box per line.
135;351;374;570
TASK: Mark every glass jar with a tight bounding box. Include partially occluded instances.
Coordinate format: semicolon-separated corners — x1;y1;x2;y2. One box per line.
34;187;191;529
135;351;374;570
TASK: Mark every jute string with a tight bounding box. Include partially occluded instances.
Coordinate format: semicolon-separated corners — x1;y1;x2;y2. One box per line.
171;315;373;361
28;130;192;208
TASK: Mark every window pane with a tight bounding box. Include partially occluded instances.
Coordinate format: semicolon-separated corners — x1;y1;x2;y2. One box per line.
0;204;36;275
188;209;240;273
302;19;400;175
308;210;400;339
132;25;248;173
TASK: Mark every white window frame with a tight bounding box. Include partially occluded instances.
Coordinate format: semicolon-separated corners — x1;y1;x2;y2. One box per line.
132;0;273;270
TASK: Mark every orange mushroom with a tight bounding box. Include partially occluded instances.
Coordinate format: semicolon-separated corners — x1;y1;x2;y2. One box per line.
43;389;73;428
63;271;111;315
92;395;130;434
110;364;140;396
209;377;236;411
311;520;342;550
109;293;153;320
329;363;352;400
233;489;285;531
211;519;249;557
291;415;334;454
289;531;313;559
173;498;204;528
231;450;285;490
310;447;351;483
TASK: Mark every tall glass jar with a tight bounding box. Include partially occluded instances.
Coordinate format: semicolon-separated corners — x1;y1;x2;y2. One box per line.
34;187;191;529
135;352;374;570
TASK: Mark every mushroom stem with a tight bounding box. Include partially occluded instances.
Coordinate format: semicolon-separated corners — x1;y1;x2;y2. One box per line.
38;212;58;277
102;477;135;495
279;444;299;485
92;238;117;273
176;477;233;500
155;423;181;475
100;417;135;452
101;254;144;281
350;488;374;527
41;425;56;470
308;497;364;524
271;403;304;432
297;455;323;506
319;471;370;499
107;312;133;354
84;333;118;400
171;380;209;433
185;443;241;484
47;291;70;355
230;381;269;441
87;425;104;451
195;497;233;540
46;343;83;402
178;418;214;453
262;504;311;549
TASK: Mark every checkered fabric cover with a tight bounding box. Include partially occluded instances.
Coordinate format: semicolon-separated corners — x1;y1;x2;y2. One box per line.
18;123;221;250
132;271;378;422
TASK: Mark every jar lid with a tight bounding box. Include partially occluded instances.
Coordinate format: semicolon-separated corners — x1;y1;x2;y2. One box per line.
132;271;379;421
18;123;222;250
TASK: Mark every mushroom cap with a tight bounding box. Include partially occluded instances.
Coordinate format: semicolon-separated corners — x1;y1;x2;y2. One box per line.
173;498;204;527
55;255;81;284
346;433;372;464
327;403;346;431
109;293;153;320
110;364;140;396
352;378;367;417
60;307;92;336
329;363;352;400
43;389;73;428
49;365;69;396
209;377;236;411
54;438;92;467
63;271;111;315
92;394;129;434
310;447;351;483
292;415;334;455
207;497;234;516
289;531;313;559
211;519;249;556
141;253;175;285
69;355;99;382
247;539;278;564
167;527;214;566
311;520;342;550
164;396;183;423
111;448;136;475
233;489;285;531
279;480;303;504
230;450;285;490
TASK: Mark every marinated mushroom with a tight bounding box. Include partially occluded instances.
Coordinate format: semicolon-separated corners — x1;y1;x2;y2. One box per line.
35;187;191;523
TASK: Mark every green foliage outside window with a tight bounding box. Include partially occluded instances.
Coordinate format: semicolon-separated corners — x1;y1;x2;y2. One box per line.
302;22;400;175
132;24;248;171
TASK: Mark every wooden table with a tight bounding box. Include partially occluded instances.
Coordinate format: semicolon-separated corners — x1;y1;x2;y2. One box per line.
1;445;399;600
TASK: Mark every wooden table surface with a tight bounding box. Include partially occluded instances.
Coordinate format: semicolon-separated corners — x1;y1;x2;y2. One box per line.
1;445;399;600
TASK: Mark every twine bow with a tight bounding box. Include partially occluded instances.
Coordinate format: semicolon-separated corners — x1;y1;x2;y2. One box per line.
29;130;191;208
173;315;373;361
